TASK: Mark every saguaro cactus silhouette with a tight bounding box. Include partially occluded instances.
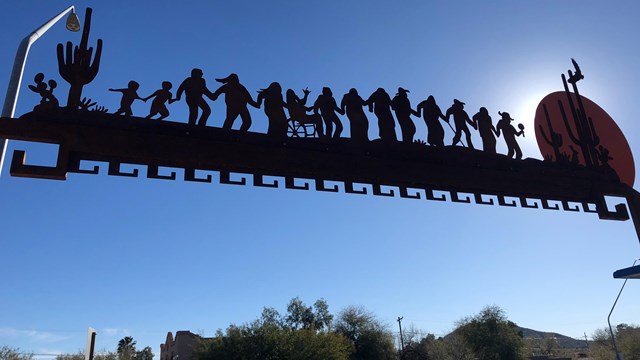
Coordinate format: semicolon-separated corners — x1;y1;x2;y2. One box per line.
539;103;563;161
558;59;600;167
57;8;102;110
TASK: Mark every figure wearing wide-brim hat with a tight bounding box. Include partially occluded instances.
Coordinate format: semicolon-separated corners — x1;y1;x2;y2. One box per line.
498;111;514;121
444;99;475;148
391;87;416;143
496;110;525;159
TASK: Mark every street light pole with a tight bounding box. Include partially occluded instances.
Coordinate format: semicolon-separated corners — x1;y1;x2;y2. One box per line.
0;5;80;176
608;258;639;360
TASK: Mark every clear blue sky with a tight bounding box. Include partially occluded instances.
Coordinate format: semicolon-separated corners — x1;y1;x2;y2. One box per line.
1;0;639;357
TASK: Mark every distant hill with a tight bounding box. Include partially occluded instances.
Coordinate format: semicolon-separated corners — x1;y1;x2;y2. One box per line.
517;326;589;350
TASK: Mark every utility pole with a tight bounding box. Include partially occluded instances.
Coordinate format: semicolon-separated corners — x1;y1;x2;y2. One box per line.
397;316;404;352
583;332;589;351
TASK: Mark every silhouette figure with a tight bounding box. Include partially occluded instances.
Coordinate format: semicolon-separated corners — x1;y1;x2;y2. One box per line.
142;81;174;120
495;111;524;159
366;88;397;142
285;88;324;137
313;87;344;140
29;73;59;111
211;73;259;132
175;68;214;126
472;107;498;154
414;95;446;147
390;87;416;143
257;82;288;138
109;81;142;116
340;88;369;144
445;99;475;148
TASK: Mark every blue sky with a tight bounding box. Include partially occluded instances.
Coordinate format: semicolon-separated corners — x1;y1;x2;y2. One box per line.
1;0;639;357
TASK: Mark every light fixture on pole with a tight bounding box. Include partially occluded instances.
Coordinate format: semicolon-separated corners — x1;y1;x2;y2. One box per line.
0;5;80;176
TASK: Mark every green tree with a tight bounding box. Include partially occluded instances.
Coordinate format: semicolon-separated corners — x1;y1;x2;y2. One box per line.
55;353;84;360
400;333;474;360
56;350;117;360
0;346;33;360
590;324;640;360
196;298;350;360
334;305;397;360
117;337;137;360
454;305;525;360
284;297;333;332
135;347;153;360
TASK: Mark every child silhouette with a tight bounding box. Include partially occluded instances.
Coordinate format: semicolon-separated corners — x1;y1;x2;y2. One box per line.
142;81;173;120
109;80;143;116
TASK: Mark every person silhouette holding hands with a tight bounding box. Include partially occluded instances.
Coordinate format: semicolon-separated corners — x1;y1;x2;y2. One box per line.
175;68;214;126
313;87;344;140
340;88;369;144
495;111;524;159
366;88;397;142
211;73;259;132
286;88;324;137
472;107;498;154
391;87;416;143
142;81;174;120
445;99;475;148
413;95;446;147
109;80;143;116
257;82;289;138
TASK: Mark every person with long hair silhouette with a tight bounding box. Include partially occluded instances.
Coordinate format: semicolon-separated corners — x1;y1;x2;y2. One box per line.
495;111;524;159
472;107;498;154
445;99;475;148
211;73;259;132
391;87;416;143
413;95;446;147
257;82;288;138
313;87;344;140
340;88;369;143
175;68;214;126
366;88;397;142
285;88;324;137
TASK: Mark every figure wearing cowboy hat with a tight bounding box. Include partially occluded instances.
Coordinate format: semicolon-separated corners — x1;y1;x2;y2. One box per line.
495;111;524;159
444;99;475;148
391;87;416;143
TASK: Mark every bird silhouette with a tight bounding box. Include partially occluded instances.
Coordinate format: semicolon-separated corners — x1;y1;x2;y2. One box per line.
568;58;584;84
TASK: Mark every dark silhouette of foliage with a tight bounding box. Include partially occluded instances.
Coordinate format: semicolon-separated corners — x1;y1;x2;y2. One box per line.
195;298;349;360
454;305;525;360
334;305;397;360
0;346;33;360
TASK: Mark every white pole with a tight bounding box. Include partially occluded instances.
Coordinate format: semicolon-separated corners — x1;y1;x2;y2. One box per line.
0;5;77;176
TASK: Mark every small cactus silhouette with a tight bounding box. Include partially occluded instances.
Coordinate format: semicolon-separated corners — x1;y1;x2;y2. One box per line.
92;105;108;113
78;97;97;111
57;8;102;110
